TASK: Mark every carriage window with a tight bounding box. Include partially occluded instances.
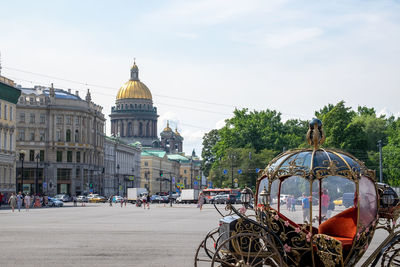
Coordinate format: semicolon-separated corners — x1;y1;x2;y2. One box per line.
320;176;356;224
279;176;311;225
358;176;377;231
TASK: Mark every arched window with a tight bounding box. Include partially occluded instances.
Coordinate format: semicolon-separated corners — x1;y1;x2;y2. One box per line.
66;129;71;142
75;130;79;142
128;122;132;137
139;122;143;136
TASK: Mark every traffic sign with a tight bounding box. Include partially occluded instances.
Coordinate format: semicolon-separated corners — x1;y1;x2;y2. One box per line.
223;169;228;174
129;176;134;181
43;182;47;189
194;181;198;185
234;178;238;183
234;182;238;187
172;177;175;184
238;169;242;174
256;168;260;173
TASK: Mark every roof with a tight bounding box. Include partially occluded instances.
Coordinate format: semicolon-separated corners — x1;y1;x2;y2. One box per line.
141;150;167;158
20;88;82;100
167;154;190;163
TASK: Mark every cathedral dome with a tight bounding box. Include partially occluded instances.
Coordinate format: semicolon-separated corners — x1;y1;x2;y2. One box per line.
116;61;152;100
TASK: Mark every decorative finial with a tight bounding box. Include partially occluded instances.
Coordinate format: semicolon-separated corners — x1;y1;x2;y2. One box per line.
85;88;92;102
167;120;170;128
307;118;325;150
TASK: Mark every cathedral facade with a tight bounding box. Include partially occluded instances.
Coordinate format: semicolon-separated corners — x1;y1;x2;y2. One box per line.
109;62;159;147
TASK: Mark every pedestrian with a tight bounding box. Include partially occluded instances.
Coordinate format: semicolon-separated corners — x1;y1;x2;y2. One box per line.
198;192;205;211
109;195;113;207
16;191;23;212
73;195;77;207
43;194;48;207
291;195;296;212
120;197;123;208
0;192;3;208
286;196;290;211
124;196;127;207
24;194;31;211
321;189;330;220
327;200;335;219
8;192;17;212
302;193;310;223
142;194;147;209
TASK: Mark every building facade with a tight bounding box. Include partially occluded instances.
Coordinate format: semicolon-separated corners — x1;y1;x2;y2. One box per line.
16;85;105;196
104;136;141;197
160;121;183;153
0;76;21;197
109;62;159;147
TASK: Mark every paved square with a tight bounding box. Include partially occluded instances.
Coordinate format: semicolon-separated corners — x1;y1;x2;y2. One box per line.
0;203;388;266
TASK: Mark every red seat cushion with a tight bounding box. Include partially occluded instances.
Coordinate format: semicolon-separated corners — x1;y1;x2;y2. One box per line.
318;207;357;250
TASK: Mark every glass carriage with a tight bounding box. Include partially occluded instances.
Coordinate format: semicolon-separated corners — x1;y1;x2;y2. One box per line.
195;119;400;267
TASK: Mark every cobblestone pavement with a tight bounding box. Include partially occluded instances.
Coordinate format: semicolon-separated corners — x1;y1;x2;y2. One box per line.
0;203;388;267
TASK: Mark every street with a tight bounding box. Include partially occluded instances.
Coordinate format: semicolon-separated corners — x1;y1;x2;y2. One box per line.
0;203;389;267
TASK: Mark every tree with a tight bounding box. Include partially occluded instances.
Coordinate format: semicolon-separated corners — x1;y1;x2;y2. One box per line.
383;118;400;186
201;129;220;177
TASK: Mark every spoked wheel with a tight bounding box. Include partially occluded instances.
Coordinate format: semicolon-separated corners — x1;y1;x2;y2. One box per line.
195;227;220;266
382;239;400;266
211;232;282;267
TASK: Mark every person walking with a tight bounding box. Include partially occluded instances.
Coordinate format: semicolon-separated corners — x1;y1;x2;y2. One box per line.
302;193;310;223
120;197;123;208
291;195;296;212
286;196;290;211
0;192;3;208
124;196;127;207
198;192;205;211
8;193;17;212
16;191;23;212
73;195;77;207
109;195;113;207
146;194;151;209
321;189;330;220
24;194;31;211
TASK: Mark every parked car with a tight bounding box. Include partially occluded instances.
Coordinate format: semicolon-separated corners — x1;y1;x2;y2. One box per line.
150;195;163;203
89;195;107;203
343;192;355;208
212;194;237;204
176;196;183;204
77;195;88;202
333;197;343;206
48;197;64;207
53;194;71;202
160;195;169;203
112;196;123;203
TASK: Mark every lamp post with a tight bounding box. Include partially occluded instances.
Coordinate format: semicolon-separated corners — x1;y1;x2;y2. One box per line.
35;153;40;195
229;153;236;188
116;164;120;195
259;186;268;207
19;150;26;193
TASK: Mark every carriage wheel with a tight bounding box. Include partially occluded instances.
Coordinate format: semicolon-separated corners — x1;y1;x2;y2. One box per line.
195;228;220;267
382;239;400;267
211;232;282;267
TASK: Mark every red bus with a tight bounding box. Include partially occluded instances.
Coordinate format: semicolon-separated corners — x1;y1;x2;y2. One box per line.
202;188;241;203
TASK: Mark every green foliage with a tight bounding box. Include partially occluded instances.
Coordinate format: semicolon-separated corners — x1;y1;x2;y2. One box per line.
202;101;397;187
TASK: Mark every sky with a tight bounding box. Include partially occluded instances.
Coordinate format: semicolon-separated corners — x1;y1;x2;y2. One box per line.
1;0;400;157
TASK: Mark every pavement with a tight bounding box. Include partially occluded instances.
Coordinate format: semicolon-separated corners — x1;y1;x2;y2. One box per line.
0;203;391;267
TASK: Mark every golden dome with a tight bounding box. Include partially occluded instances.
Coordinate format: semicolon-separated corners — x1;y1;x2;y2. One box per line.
116;80;152;100
175;127;181;136
163;121;172;132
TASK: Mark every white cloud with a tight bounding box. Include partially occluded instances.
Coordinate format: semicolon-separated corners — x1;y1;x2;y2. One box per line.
264;27;323;48
215;119;226;129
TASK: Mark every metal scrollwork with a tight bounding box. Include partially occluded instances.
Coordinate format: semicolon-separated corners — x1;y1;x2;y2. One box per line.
313;234;343;267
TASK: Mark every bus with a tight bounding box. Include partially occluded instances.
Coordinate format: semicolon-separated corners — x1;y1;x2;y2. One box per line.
202;188;241;204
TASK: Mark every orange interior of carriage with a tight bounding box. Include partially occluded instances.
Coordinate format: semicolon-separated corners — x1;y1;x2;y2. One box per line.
272;206;357;255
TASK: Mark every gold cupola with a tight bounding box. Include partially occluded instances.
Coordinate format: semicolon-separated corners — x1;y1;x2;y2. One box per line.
116;61;153;100
163;121;172;132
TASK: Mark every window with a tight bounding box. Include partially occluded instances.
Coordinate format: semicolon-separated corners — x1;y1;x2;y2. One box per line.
144;161;148;166
29;97;34;104
66;116;71;125
40;150;45;162
67;151;72;162
9;133;12;150
40;98;44;105
40;114;45;124
76;168;80;179
56;151;63;162
39;131;45;141
75;130;79;142
18;130;25;141
29;150;35;162
20;113;25;122
30;113;35;123
4;132;7;148
66;129;71;142
4;104;7;119
56;129;61;141
56;116;62;124
10;107;12;120
76;151;81;163
75;117;79;125
30;131;35;141
57;168;71;181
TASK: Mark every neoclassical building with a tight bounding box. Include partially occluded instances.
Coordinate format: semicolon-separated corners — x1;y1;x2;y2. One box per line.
16;85;105;196
0;76;21;197
109;62;159;147
160;121;183;153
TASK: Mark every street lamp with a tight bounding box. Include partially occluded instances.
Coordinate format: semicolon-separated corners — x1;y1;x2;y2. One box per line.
116;164;120;195
259;186;268;206
229;153;237;188
19;150;26;193
35;153;40;195
241;186;253;207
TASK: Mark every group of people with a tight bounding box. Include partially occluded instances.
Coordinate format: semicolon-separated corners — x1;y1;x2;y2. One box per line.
7;191;46;212
301;189;335;223
285;195;296;212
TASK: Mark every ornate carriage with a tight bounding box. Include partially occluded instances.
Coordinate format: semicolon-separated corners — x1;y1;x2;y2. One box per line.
195;119;400;267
